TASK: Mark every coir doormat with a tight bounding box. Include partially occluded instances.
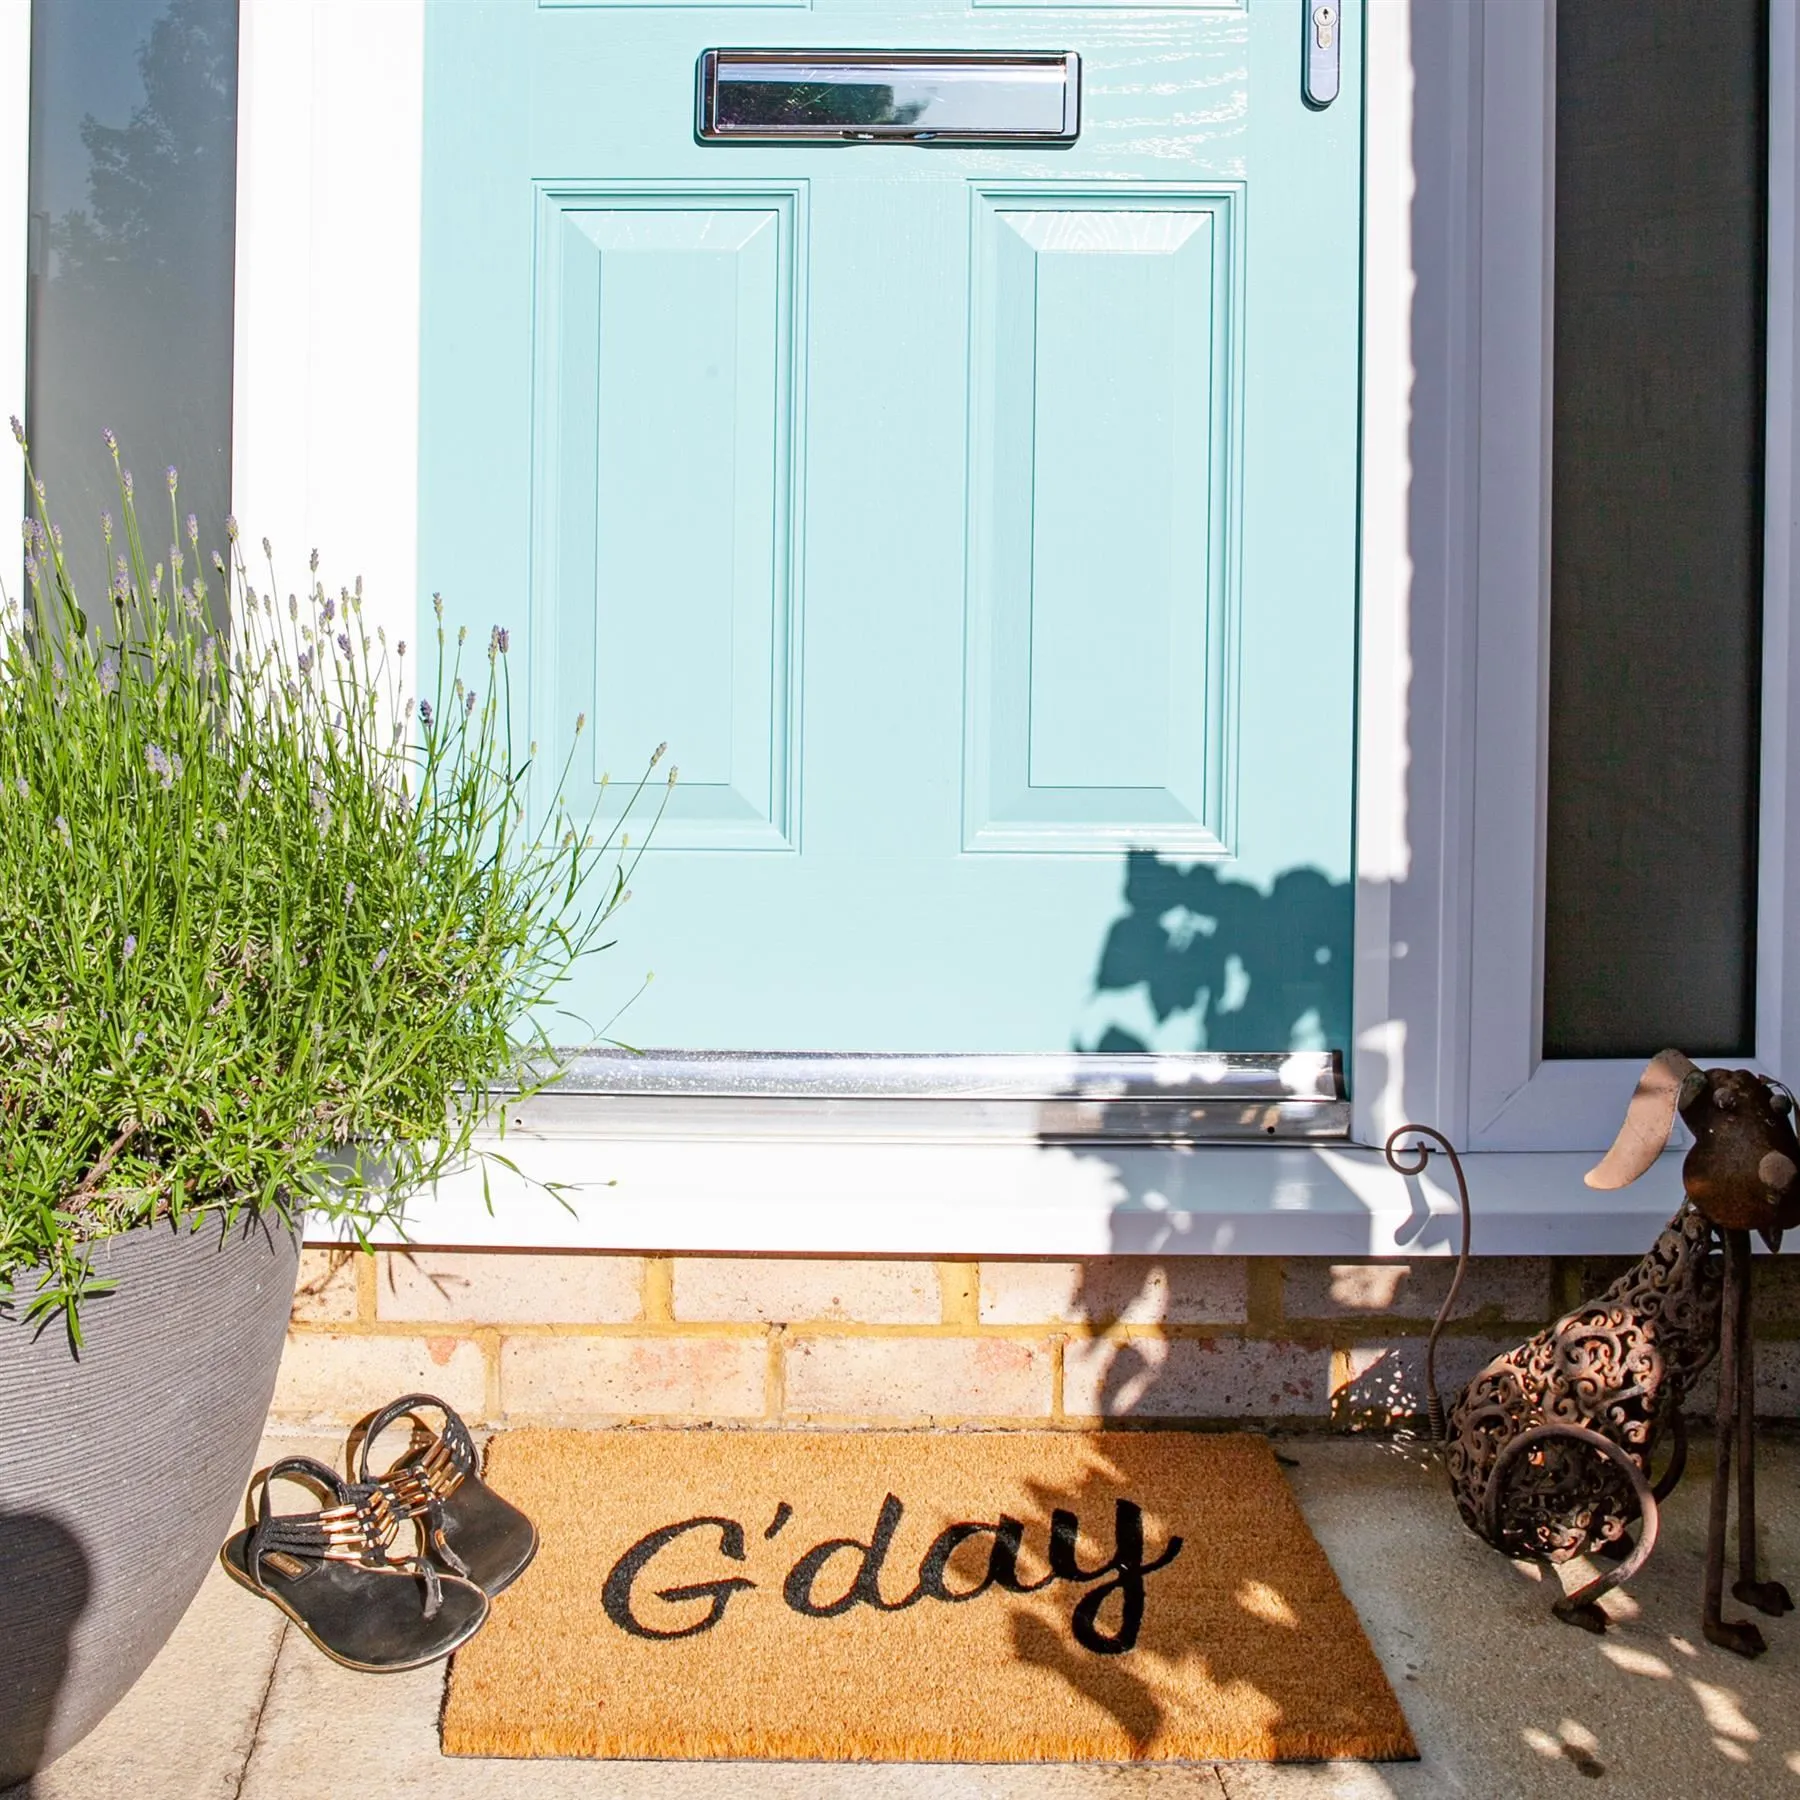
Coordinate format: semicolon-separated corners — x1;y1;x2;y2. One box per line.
442;1429;1416;1764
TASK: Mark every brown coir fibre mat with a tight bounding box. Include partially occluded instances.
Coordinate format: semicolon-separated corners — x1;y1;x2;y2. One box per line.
442;1430;1414;1763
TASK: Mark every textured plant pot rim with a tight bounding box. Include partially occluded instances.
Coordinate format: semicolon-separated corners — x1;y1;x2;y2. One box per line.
2;1202;303;1320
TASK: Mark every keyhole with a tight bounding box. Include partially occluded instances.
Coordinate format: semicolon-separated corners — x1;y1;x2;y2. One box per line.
1314;4;1337;50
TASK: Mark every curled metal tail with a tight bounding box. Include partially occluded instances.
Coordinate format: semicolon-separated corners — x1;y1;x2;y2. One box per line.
1384;1122;1472;1443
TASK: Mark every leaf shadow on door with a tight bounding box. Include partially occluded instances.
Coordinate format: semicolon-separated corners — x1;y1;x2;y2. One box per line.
1076;849;1352;1059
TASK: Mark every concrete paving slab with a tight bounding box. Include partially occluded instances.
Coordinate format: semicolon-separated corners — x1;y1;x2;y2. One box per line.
245;1640;1233;1800
14;1524;287;1800
1246;1431;1800;1800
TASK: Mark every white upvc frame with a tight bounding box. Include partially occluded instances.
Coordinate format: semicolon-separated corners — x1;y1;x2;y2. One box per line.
1351;0;1483;1149
231;0;423;696
1352;0;1800;1155
1;0;1790;1251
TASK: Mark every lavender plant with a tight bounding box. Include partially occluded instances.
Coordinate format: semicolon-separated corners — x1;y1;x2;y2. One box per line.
0;428;669;1338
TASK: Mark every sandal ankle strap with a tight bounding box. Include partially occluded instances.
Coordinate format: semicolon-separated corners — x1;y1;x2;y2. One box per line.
356;1392;478;1493
353;1394;484;1583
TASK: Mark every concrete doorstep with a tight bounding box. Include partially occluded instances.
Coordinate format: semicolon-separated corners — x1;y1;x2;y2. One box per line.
11;1429;1800;1800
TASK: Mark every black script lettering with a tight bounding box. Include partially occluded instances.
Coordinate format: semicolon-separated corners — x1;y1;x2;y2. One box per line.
602;1516;757;1641
782;1493;923;1617
1049;1501;1183;1656
914;1517;1054;1603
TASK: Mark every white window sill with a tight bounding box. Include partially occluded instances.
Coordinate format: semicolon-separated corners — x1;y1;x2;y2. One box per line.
307;1135;1693;1258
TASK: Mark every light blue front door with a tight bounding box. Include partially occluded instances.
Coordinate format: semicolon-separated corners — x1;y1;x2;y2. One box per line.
420;0;1361;1057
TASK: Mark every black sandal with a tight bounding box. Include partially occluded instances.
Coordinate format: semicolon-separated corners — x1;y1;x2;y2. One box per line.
355;1393;538;1596
220;1455;490;1672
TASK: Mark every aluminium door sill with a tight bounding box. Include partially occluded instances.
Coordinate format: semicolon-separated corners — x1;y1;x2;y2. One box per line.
484;1049;1350;1145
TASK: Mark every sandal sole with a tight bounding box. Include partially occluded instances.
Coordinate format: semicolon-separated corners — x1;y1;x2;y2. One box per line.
219;1531;489;1673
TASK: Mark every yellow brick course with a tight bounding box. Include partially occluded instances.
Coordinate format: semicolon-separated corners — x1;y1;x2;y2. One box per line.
272;1328;486;1425
270;1247;1800;1432
671;1255;939;1325
1063;1334;1329;1419
979;1256;1248;1325
501;1332;767;1421
290;1248;360;1325
784;1332;1054;1420
375;1250;644;1326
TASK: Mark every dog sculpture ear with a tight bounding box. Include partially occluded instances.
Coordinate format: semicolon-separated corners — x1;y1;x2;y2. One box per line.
1585;1048;1703;1189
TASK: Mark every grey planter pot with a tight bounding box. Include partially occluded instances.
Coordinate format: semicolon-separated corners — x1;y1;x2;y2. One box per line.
0;1210;299;1787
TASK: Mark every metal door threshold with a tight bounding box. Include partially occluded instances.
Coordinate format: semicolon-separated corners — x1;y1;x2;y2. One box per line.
493;1050;1348;1144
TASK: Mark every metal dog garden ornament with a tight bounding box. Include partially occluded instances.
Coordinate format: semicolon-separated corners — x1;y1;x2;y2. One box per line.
1391;1049;1800;1657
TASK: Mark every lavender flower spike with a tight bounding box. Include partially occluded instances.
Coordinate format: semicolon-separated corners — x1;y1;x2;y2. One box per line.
9;415;22;445
418;699;434;728
166;465;178;493
145;743;173;788
122;934;137;960
102;427;117;453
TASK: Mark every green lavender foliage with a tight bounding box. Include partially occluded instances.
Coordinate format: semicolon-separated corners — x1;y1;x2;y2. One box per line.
0;430;668;1338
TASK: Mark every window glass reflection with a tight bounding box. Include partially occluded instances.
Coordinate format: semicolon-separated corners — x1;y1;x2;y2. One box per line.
27;0;239;622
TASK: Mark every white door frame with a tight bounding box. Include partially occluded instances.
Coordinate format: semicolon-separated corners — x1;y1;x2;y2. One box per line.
230;0;423;711
1352;0;1800;1155
5;0;1795;1250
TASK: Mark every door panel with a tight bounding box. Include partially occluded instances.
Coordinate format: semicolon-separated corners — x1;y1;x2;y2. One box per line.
420;0;1362;1058
535;188;803;850
965;187;1234;855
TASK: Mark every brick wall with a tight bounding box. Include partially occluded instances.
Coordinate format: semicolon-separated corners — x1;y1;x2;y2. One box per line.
273;1248;1800;1431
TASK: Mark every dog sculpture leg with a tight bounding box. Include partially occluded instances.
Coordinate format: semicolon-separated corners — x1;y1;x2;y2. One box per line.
1705;1231;1766;1657
1731;1236;1794;1618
